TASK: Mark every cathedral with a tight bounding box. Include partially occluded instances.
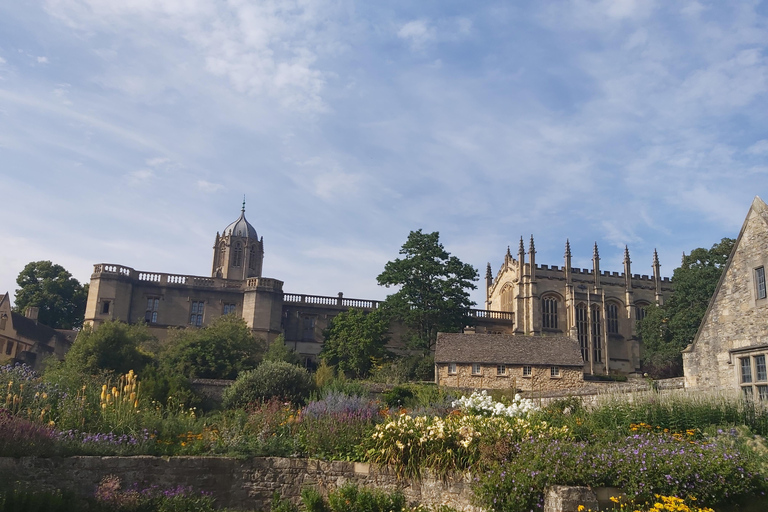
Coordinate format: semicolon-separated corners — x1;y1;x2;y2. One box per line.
485;237;673;374
84;206;672;375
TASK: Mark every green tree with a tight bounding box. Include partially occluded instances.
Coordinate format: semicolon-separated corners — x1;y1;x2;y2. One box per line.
264;334;300;365
377;230;478;352
13;261;88;329
63;321;154;376
639;237;736;377
320;309;389;378
160;314;263;380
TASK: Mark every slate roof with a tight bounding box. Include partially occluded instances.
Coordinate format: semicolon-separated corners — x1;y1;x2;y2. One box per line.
435;332;584;367
11;312;69;348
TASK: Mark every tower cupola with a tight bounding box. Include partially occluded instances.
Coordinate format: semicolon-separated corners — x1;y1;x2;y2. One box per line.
212;199;264;280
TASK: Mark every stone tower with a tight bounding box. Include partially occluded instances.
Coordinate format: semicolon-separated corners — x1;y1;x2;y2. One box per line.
211;200;264;281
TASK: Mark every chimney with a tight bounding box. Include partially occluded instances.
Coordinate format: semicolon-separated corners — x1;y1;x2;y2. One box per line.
25;307;39;322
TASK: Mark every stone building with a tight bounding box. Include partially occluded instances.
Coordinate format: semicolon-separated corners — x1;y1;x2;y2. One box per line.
485;238;673;376
84;205;511;364
0;293;76;370
434;332;584;391
683;197;768;396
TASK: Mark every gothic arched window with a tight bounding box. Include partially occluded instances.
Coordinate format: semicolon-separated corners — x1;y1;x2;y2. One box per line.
218;242;226;267
501;285;514;312
232;242;243;267
542;296;558;329
576;303;589;362
606;302;620;335
591;304;602;363
248;245;257;271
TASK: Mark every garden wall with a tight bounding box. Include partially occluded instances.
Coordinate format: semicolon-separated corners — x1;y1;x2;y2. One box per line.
0;456;477;512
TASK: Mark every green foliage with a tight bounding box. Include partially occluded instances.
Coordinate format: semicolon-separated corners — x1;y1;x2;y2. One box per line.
13;260;88;329
264;334;300;365
321;309;389;378
271;492;299;512
324;484;406;512
369;354;435;384
382;385;414;408
639;238;736;378
63;321;154;377
160;315;263;380
377;230;478;352
221;361;314;408
300;488;329;512
313;359;337;389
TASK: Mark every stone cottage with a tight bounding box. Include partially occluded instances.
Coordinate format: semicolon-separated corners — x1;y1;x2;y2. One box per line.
434;332;584;391
683;196;768;397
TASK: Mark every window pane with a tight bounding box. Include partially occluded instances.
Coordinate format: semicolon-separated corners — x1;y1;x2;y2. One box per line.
756;355;767;382
743;386;754;399
576;305;589;362
497;365;506;375
741;358;753;383
759;385;768;402
757;267;767;300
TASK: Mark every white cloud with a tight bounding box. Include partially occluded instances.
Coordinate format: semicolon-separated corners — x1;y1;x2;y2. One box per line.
125;169;154;185
0;56;6;65
44;0;339;112
747;140;768;155
398;20;436;50
197;180;224;193
37;56;49;63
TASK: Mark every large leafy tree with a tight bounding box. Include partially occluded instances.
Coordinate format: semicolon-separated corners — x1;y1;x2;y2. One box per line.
14;261;88;329
160;314;263;380
321;308;389;378
639;237;735;378
377;230;478;352
63;321;154;377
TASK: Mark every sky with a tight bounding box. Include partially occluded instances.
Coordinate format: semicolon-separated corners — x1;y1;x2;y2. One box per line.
1;0;768;310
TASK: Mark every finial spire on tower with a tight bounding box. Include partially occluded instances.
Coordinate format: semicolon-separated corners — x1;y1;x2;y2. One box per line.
623;245;631;264
529;235;535;254
486;262;492;279
565;239;571;258
242;195;246;213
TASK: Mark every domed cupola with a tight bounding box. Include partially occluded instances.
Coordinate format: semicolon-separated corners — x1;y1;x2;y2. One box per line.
223;206;259;239
211;199;264;280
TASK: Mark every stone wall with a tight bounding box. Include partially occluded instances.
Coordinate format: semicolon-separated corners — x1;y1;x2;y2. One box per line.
0;457;477;512
437;363;583;392
683;200;768;393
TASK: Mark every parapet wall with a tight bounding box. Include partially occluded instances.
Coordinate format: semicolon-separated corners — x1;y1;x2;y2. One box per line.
0;456;476;512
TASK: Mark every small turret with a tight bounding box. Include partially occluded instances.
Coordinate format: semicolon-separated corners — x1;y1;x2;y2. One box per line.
518;236;525;272
528;235;536;280
623;245;632;290
564;239;572;283
653;249;662;304
592;242;601;289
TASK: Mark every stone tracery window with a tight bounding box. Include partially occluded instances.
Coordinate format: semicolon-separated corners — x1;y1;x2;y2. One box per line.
232;242;243;267
218;241;226;267
248;245;258;271
591;304;602;363
542;296;558;330
606;302;620;335
500;285;514;312
576;303;589;362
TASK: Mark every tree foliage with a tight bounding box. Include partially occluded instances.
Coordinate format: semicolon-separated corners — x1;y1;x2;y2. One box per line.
63;321;154;377
639;237;736;378
320;309;389;378
13;261;88;329
160;314;263;380
264;334;300;365
377;230;478;352
221;360;314;408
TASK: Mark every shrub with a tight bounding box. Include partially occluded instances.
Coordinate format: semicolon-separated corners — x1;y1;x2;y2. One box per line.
382;385;414;408
0;409;58;457
222;361;314;408
326;484;405;512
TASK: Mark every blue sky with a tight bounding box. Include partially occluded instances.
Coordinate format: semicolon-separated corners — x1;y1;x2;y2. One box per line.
1;0;767;310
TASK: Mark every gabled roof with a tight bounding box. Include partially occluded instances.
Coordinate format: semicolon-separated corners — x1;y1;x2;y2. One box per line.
683;196;768;353
435;332;584;367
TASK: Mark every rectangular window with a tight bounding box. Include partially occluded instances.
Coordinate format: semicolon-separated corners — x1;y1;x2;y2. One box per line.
756;355;767;382
5;341;13;356
741;357;753;383
757;267;767;300
496;365;506;376
550;366;560;377
145;297;159;323
522;365;532;377
758;385;768;402
448;363;457;374
101;301;111;314
743;386;754;399
223;303;236;315
189;301;204;326
471;363;481;375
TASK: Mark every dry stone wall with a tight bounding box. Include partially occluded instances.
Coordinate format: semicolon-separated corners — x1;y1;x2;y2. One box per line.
0;456;477;512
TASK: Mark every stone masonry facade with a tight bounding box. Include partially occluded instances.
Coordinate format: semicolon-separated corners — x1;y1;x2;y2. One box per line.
436;363;582;392
683;197;768;395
